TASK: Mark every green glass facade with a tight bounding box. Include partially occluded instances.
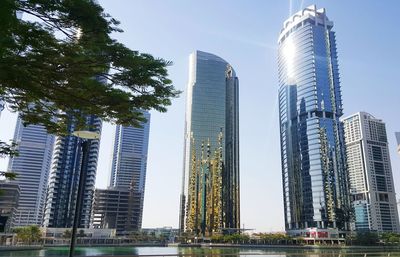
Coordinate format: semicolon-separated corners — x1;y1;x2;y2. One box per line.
179;51;239;236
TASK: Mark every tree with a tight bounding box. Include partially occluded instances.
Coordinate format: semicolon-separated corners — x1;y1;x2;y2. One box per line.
381;232;400;245
62;229;72;239
0;141;18;180
0;0;180;157
352;231;379;245
77;229;86;238
14;225;42;245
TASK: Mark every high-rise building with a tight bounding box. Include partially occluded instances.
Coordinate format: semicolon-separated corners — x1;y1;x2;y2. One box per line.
343;112;400;232
109;112;150;192
278;5;351;235
179;51;240;236
7;118;54;226
105;111;150;231
395;132;400;155
43;115;102;228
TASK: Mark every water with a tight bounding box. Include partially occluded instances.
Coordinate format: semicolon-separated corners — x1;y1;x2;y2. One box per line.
0;246;398;257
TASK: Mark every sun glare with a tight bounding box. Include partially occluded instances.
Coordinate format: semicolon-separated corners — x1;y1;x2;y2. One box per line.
283;38;296;79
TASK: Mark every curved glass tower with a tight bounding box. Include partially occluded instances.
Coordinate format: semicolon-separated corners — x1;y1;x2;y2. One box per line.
179;51;240;236
278;6;351;234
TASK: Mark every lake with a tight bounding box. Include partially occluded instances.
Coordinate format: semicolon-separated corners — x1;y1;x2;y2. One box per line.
0;246;398;257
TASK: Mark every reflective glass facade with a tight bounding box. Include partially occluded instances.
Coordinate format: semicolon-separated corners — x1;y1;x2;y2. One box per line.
108;111;150;231
179;51;239;236
8;118;54;227
278;5;351;232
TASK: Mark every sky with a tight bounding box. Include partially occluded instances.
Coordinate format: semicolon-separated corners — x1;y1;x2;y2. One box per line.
1;0;400;232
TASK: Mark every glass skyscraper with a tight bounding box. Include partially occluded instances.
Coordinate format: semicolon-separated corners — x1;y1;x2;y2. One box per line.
343;112;400;232
43;115;102;228
7;118;54;227
278;6;351;235
107;111;150;231
179;51;240;236
109;111;150;192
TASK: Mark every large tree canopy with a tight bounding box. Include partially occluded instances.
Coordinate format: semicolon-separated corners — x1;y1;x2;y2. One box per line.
0;0;179;140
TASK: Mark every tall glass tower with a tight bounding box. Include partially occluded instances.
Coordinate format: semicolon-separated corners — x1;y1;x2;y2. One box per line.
179;51;240;236
108;111;150;231
7;118;54;227
278;5;351;235
43;115;102;228
109;111;150;192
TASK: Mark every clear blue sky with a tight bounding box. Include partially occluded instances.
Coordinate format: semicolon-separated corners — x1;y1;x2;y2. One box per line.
1;0;400;232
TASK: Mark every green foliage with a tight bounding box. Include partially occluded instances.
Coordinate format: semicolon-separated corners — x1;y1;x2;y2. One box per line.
0;141;18;159
348;231;379;245
210;233;250;244
77;229;86;238
14;225;42;245
256;233;290;244
0;171;17;180
380;232;400;245
0;0;180;155
62;229;72;239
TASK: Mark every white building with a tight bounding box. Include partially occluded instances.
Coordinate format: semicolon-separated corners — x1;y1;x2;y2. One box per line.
343;112;400;232
8;118;54;227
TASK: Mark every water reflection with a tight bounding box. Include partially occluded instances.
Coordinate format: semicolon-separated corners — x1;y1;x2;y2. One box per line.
0;246;397;257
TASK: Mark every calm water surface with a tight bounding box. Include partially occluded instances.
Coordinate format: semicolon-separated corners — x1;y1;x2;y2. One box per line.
0;246;398;257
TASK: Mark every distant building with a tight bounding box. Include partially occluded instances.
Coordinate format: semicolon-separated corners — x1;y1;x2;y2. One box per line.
109;112;150;192
180;51;240;236
42;227;115;245
101;111;151;233
0;182;20;232
278;5;351;236
141;227;179;241
43;115;102;228
343;112;400;232
395;132;400;155
7;118;54;227
91;187;142;236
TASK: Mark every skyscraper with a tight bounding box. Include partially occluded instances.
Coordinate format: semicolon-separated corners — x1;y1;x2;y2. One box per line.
179;51;240;236
278;6;351;235
343;112;400;232
7;118;54;226
396;132;400;155
43;115;102;228
107;112;150;231
109;112;150;192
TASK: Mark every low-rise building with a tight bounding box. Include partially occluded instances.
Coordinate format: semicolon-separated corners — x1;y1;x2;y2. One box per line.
0;182;20;232
91;187;142;236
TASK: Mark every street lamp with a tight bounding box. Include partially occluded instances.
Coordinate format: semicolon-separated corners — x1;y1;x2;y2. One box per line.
69;130;100;257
